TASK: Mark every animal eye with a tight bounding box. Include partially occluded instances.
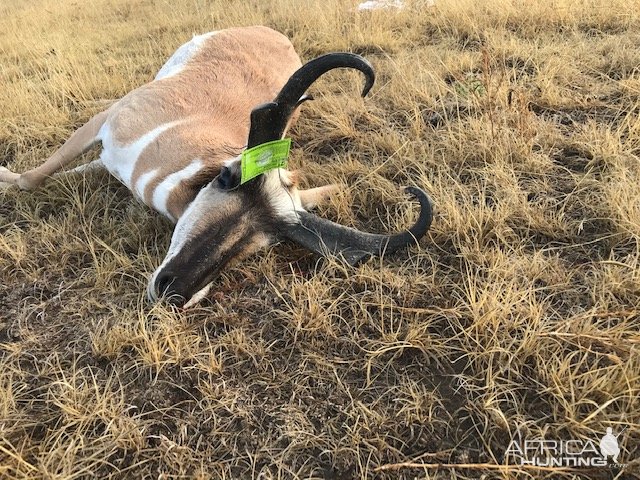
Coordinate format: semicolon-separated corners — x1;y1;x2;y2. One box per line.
217;166;239;190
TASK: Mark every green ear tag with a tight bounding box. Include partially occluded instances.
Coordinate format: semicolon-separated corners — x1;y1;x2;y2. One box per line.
240;138;291;184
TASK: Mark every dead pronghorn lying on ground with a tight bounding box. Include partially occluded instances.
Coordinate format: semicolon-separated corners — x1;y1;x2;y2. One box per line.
0;26;433;307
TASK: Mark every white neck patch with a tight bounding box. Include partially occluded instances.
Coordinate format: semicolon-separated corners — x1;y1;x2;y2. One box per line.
260;168;303;222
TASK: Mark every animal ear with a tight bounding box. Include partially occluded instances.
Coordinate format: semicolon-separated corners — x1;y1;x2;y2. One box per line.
299;184;340;210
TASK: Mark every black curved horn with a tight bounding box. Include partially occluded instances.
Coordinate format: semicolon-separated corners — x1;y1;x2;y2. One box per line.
281;187;433;266
247;52;375;148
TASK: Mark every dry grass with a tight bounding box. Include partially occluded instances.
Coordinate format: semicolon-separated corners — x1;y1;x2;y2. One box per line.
1;0;639;478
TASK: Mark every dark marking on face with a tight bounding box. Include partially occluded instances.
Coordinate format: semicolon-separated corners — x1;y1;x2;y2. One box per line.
152;177;283;306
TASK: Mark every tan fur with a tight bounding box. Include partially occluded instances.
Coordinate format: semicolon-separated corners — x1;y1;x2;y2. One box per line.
0;26;338;229
0;27;303;217
0;109;111;189
299;185;340;209
121;27;302;216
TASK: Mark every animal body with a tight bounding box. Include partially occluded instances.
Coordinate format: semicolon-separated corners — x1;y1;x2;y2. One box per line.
0;26;433;307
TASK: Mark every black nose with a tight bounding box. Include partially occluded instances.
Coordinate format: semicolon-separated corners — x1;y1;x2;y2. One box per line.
153;272;187;306
155;272;177;297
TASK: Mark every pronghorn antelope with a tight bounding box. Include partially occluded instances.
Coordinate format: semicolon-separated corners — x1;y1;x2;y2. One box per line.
0;26;433;308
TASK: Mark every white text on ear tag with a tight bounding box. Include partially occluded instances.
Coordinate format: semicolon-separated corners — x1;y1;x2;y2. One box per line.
240;138;291;184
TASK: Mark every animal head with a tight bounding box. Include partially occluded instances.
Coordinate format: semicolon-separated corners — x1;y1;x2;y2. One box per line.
147;53;433;307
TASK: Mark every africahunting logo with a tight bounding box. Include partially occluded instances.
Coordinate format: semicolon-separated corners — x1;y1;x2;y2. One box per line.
505;427;628;468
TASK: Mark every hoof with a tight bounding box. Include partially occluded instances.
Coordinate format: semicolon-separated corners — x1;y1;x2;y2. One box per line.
0;166;20;188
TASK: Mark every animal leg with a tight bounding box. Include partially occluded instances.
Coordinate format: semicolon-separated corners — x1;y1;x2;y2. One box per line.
0;108;111;191
0;166;20;186
64;158;105;175
299;184;340;209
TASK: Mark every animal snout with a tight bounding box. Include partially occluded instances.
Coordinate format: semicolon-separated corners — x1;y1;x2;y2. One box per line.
155;272;177;296
149;271;185;306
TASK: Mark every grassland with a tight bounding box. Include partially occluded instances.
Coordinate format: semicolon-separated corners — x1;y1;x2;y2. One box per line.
1;0;639;478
